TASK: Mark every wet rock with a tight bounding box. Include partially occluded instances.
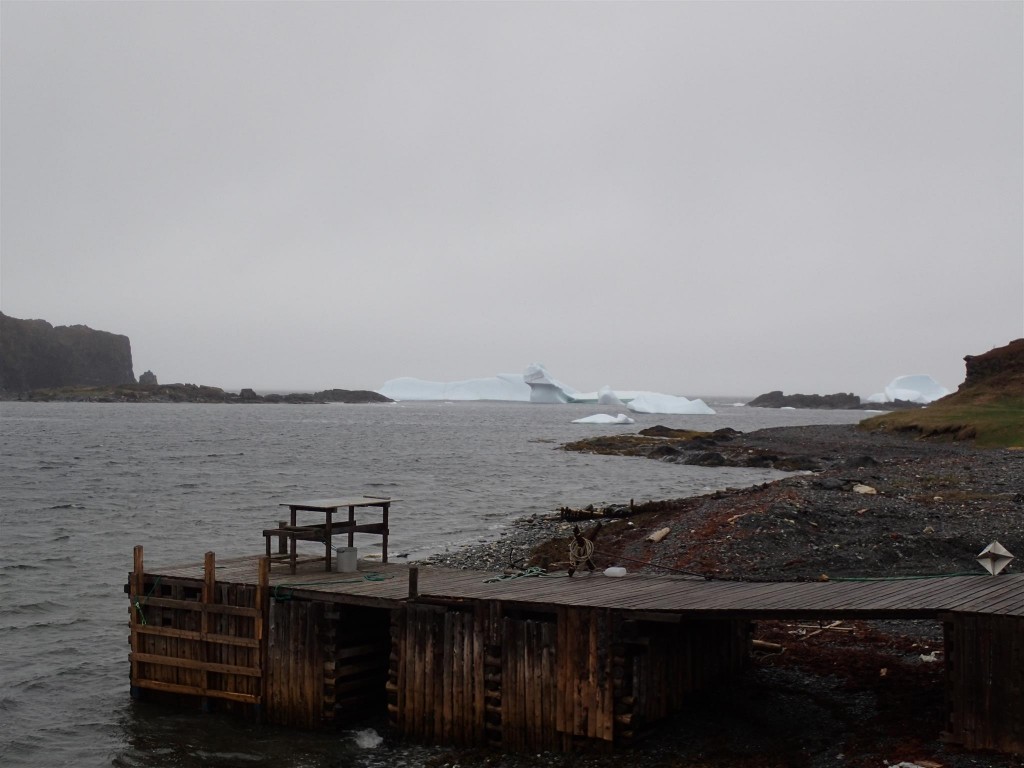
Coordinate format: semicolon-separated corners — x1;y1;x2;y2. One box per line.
685;451;727;467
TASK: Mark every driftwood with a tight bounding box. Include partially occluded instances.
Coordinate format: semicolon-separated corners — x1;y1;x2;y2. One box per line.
799;620;849;639
646;527;671;543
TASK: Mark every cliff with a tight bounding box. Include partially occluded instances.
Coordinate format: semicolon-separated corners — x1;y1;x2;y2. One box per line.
950;338;1024;403
0;313;136;393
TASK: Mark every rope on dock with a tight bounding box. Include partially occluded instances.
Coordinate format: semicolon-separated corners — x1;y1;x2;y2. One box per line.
132;575;163;625
568;537;595;568
484;566;558;583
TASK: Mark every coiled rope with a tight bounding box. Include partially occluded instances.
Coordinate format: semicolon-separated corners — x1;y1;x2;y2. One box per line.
569;537;595;570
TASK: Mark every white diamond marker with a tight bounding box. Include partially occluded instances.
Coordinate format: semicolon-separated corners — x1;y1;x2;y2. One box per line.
977;541;1014;576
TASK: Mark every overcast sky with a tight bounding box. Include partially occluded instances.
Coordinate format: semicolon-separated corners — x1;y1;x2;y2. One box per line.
2;1;1021;398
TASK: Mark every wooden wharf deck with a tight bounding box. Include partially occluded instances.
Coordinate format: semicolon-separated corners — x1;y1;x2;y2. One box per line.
130;551;1024;755
150;555;1024;619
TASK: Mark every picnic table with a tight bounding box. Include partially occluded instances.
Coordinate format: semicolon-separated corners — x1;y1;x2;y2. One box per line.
263;496;398;573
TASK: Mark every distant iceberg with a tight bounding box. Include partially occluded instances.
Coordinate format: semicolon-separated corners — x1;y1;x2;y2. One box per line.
627;393;716;415
379;363;579;403
572;413;636;424
378;374;530;401
866;374;950;405
523;363;578;404
378;364;710;411
597;386;625;406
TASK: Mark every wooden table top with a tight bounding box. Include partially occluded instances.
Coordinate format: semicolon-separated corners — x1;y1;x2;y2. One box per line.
280;496;400;510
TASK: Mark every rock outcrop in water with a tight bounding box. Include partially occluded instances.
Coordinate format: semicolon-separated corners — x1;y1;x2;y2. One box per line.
746;390;862;409
747;390;921;410
0;312;135;393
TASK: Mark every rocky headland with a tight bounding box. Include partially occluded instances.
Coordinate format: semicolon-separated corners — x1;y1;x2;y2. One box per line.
0;313;391;403
0;312;135;392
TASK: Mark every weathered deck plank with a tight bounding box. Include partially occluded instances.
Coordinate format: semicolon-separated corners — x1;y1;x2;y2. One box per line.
138;555;1023;618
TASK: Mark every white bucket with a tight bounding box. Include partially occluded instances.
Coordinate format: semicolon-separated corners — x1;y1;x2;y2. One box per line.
334;546;358;573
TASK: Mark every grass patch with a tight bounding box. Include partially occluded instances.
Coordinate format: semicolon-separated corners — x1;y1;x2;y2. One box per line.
859;398;1024;448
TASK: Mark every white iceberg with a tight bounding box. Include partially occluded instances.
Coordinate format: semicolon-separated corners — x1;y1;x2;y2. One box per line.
867;374;950;405
627;393;716;415
523;363;578;403
378;374;530;401
378;363;710;410
572;413;636;424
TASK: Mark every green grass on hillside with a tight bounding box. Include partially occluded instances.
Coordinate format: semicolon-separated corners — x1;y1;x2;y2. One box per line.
860;398;1024;448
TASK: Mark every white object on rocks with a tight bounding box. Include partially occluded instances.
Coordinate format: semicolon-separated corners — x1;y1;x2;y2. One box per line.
604;566;627;578
352;728;384;748
647;527;671;543
853;484;877;495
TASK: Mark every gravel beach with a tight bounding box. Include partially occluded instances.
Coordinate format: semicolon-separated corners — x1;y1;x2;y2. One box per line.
418;424;1023;768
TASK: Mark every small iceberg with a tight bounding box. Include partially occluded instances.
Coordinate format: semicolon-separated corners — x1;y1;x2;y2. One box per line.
867;374;949;404
627;393;715;415
572;413;635;425
596;386;625;406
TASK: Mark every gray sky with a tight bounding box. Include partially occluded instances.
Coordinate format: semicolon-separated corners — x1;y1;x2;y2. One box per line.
2;1;1021;398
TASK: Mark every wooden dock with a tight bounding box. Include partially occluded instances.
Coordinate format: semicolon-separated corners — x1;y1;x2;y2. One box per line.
128;549;1024;754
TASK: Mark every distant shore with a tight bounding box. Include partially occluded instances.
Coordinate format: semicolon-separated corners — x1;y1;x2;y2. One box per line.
0;382;392;404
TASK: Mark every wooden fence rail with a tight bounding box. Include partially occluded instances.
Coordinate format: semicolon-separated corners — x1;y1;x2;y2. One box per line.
129;546;269;709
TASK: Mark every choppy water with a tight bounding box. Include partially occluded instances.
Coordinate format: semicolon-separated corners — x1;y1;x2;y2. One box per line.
0;400;871;767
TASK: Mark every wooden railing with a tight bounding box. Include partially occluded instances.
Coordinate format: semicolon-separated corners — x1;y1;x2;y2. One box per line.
129;546;269;708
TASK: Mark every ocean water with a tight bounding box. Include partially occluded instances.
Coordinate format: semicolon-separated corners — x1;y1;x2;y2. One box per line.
0;400;872;767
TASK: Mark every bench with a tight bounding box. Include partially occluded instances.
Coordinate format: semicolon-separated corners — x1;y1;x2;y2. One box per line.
263;522;330;573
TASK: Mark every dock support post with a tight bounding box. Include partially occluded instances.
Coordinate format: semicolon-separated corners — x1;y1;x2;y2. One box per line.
201;551;216;713
408;566;419;599
256;555;270;723
129;544;145;701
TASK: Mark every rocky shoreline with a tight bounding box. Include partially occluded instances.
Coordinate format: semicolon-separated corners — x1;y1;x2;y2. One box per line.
429;424;1022;581
417;424;1023;768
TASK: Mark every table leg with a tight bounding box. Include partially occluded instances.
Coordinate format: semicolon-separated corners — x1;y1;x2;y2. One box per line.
382;503;389;564
347;505;355;549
